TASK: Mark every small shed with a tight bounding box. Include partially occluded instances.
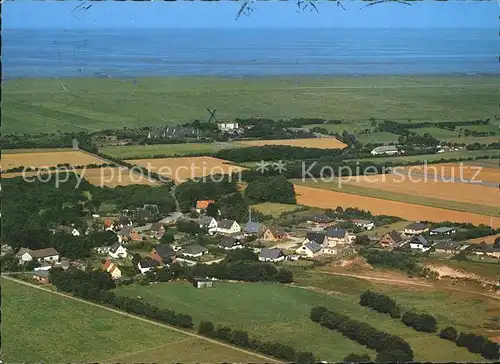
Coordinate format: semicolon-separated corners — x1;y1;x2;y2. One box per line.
193;278;214;289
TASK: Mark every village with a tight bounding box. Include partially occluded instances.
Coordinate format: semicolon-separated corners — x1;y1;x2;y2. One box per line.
7;197;499;287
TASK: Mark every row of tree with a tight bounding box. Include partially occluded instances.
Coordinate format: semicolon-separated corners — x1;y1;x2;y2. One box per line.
4;163;116;173
359;290;400;318
445;329;499;360
401;311;438;333
197;321;316;363
310;307;414;362
48;267;193;328
215;145;344;162
359;250;419;274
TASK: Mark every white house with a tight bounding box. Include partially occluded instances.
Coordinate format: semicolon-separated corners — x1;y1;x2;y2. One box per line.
370;145;400;156
217;122;239;132
182;244;209;258
218;237;243;250
108;242;128;259
94;246;111;255
216;220;241;235
351;219;375;231
33;261;53;271
409;235;433;252
404;222;429;236
322;246;338;255
325;228;350;245
198;216;218;235
258;248;286;263
16;247;60;264
296;241;322;258
137;259;158;274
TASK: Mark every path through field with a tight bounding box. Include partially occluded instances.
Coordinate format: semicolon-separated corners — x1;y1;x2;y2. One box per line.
1;275;280;363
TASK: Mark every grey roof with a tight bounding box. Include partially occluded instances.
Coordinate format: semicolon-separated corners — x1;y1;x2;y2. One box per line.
481;245;500;253
199;216;215;227
150;222;164;231
410;235;431;247
325;228;347;238
431;226;456;234
118;226;134;236
388;230;403;243
118;216;132;225
18;247;60;259
306;231;326;245
372;145;398;153
259;248;284;260
139;258;158;268
31;270;50;278
218;219;236;230
109;242;122;254
405;222;428;231
155;244;176;259
268;227;286;236
219;237;241;248
434;240;463;250
244;221;263;234
183;244;208;255
304;241;322;253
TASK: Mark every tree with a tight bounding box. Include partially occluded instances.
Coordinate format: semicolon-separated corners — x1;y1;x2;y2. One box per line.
376;349;413;363
160;229;175;244
276;268;293;283
206;202;220;218
295;351;316;364
310;306;328;322
439;326;458;342
245;175;296;204
24;259;41;271
198;320;215;336
343;353;371;363
494;237;500;248
354;235;371;246
231;330;249;347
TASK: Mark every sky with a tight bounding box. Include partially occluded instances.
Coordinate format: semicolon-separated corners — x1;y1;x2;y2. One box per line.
3;0;498;29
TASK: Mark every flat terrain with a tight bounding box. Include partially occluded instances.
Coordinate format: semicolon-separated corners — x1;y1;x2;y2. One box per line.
115;280;486;362
1;167;159;187
402;162;500;184
126;156;245;184
250;202;304;217
100;142;245;159
466;233;500;245
1;150;107;170
240;137;347;149
1;278;260;363
3;76;499;134
353;150;500;164
292;184;500;227
338;174;499;208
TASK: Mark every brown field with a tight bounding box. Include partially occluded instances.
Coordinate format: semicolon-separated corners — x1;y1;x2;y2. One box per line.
240;137;347;149
294;184;500;228
126;156;246;184
466;233;500;245
1;150;106;170
402;162;499;184
340;174;499;208
2;167;159;187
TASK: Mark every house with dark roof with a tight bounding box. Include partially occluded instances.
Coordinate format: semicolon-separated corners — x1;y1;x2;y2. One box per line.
258;248;286;263
218;237;243;250
379;230;404;248
473;243;500;258
404;222;429;235
149;222;166;239
434;240;469;255
303;231;328;247
243;221;265;237
216;220;241;235
295;241;323;258
117;226;141;242
409;235;433;252
138;258;159;274
182;244;209;258
16;247;60;264
117;216;133;229
198;216;218;235
263;227;288;242
151;244;176;264
430;226;457;236
108;242;128;259
325;227;350;245
307;214;336;227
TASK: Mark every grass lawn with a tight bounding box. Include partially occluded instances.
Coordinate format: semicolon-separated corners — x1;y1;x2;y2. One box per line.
1;279;263;363
3;75;499;133
291;179;498;217
251;202;305;217
114;280;487;362
364;220;410;237
357;131;401;144
100;142;245;159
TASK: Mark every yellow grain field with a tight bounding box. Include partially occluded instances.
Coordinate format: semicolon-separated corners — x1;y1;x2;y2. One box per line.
126;157;246;184
240;137;347;149
339;174;499;208
1;167;159;187
294;184;500;228
402;162;500;184
1;150;106;170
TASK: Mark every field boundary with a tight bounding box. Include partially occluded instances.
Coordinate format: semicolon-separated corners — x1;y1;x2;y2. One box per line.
1;275;280;363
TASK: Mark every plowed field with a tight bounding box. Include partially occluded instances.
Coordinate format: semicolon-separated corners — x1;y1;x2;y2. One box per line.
240;137;347;149
1;150;106;170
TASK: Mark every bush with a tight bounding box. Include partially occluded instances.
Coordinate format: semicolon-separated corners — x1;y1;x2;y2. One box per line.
454;332;498;360
401;311;437;332
295;351;316;364
390;306;402;319
375;349;414;363
231;330;250;347
198;321;215;336
439;326;458;341
343;353;371;363
359;290;397;315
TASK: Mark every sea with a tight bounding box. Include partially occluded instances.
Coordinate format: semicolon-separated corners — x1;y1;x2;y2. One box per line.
2;28;499;79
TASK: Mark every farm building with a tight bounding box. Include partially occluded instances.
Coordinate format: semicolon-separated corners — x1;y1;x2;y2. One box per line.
430;226;458;236
193;278;214;289
434;240;469;255
370;145;400;156
409;235;433;252
16;247;60;264
217;122;239;132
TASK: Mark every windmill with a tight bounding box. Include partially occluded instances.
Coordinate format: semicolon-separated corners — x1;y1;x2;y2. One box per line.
207;108;217;123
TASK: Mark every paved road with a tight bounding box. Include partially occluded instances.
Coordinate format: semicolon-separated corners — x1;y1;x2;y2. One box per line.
1;275;280;363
